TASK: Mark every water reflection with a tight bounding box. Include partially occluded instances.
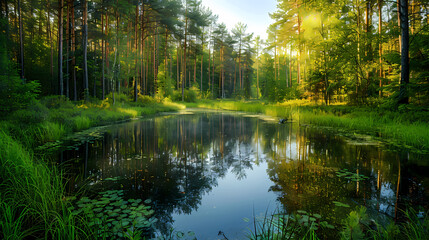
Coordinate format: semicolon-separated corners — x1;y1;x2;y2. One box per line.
61;111;428;239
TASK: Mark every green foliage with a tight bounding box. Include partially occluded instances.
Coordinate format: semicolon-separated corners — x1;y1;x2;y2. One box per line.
158;63;174;98
172;87;198;102
340;206;368;240
0;76;41;114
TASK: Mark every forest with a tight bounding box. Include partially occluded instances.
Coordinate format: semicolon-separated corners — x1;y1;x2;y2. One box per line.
1;0;429;239
0;0;428;106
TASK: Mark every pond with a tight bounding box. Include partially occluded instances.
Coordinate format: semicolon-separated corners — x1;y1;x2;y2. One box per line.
59;110;429;239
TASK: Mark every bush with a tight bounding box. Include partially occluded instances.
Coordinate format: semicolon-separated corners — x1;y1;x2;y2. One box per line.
137;95;156;104
9;100;49;124
40;95;74;109
172;88;197;102
0;76;40;114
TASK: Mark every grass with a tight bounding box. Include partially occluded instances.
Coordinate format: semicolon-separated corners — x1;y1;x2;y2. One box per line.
1;95;184;148
184;99;429;151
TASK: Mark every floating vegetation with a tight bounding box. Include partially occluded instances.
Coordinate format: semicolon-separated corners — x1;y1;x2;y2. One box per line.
35;126;106;153
68;189;157;239
336;169;369;182
293;210;335;231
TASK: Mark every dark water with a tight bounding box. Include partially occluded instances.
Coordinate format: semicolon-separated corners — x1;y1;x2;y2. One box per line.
60;110;429;239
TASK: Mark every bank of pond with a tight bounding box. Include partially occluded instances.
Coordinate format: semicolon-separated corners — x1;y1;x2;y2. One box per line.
1;98;428;239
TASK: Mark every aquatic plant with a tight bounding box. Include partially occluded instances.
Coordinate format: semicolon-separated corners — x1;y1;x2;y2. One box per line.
69;190;157;239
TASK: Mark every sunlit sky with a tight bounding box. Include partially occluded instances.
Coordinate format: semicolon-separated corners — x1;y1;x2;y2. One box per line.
200;0;278;40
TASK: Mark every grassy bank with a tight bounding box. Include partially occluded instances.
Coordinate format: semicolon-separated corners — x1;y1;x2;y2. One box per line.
185;100;429;151
1;95;184;149
0;95;183;239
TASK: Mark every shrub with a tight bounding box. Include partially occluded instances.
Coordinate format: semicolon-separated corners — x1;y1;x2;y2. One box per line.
0;76;40;114
9;100;49;124
40;95;74;109
172;88;197;102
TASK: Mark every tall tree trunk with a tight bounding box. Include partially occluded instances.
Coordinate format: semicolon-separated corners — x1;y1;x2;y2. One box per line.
102;9;105;99
165;29;169;96
234;58;236;93
212;47;215;98
398;0;409;104
134;5;138;102
297;3;301;85
177;45;180;89
238;37;242;90
18;0;24;82
93;39;97;97
140;3;146;95
153;22;158;95
356;0;361;102
208;48;211;93
378;0;383;97
58;0;63;95
47;0;54;92
182;5;188;101
194;54;196;84
255;39;260;98
83;0;88;100
289;45;292;87
116;6;121;96
105;12;110;94
66;0;70;98
397;0;401;52
200;30;204;95
71;1;77;100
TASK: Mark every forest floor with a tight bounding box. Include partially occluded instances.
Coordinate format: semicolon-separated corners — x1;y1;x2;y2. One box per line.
185;99;429;153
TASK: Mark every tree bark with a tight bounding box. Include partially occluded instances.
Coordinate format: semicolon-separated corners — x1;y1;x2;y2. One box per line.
378;0;383;97
18;0;24;82
182;4;188;101
58;0;63;95
134;5;138;102
47;0;54;92
71;1;77;100
83;0;89;100
398;0;409;104
102;8;105;99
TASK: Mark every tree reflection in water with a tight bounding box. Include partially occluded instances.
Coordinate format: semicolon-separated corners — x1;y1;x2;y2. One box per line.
61;111;428;238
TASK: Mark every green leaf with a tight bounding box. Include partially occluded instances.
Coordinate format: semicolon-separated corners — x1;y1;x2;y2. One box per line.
333;201;350;208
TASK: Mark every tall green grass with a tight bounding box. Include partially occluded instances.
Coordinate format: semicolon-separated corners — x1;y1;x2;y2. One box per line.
0;131;97;239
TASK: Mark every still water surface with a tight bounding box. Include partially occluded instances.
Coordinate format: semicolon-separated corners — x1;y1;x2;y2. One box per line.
61;110;429;239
